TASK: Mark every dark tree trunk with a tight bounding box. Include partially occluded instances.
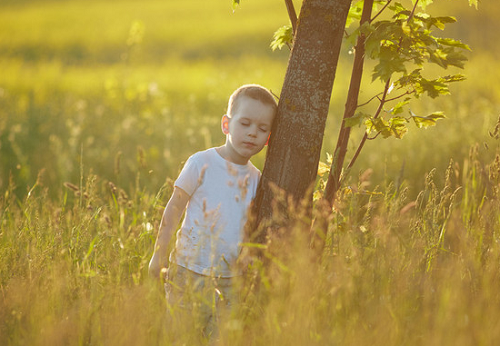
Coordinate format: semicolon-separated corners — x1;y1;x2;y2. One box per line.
249;0;352;244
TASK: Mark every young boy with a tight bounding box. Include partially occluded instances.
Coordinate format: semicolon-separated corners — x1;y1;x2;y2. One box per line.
149;84;277;337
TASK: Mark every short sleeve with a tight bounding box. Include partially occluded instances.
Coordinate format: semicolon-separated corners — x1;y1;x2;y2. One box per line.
174;154;200;197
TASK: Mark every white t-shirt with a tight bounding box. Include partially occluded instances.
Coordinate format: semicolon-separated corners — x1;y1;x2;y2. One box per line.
170;148;261;277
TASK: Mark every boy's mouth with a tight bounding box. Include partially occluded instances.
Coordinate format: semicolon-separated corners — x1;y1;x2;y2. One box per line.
243;142;256;148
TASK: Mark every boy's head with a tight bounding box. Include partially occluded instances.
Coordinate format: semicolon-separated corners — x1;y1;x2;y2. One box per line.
227;84;278;118
220;84;278;165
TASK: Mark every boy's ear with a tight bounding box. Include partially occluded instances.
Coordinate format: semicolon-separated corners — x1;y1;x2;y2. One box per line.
265;133;271;146
221;114;230;135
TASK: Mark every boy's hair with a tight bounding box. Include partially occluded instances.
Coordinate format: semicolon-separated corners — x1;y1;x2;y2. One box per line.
227;84;278;117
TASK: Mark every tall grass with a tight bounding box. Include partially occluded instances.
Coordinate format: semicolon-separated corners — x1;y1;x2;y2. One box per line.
2;141;500;345
0;170;171;345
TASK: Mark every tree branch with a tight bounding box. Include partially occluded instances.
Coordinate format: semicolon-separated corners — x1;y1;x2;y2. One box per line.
345;71;391;174
323;0;374;206
371;0;393;23
285;0;298;34
358;92;384;108
385;90;412;103
345;0;421;177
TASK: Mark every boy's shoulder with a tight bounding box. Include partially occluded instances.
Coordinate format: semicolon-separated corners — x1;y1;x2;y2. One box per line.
188;147;262;172
187;147;217;164
190;148;260;174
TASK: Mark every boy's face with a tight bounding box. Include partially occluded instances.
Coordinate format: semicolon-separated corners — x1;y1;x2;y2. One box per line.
222;96;275;165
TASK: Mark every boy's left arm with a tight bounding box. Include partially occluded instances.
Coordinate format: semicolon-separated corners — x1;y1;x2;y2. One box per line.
148;187;190;279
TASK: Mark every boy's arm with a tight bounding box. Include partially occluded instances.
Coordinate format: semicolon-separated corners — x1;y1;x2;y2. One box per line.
148;186;190;279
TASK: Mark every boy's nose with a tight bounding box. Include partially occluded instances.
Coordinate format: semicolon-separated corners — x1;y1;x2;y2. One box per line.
248;126;257;137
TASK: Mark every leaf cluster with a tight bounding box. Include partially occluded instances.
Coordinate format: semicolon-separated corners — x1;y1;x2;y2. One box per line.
267;0;476;144
363;110;446;139
271;25;294;51
232;0;241;9
345;0;472;140
361;4;470;83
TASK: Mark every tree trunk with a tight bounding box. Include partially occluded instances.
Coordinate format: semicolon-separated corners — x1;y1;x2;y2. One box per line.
249;0;352;244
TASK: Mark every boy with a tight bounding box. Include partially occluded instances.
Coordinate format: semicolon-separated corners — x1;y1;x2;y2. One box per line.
149;84;277;337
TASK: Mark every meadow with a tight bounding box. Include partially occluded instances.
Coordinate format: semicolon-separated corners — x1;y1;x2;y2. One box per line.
1;0;500;345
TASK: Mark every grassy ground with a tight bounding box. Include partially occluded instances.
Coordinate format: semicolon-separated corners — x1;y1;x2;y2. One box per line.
2;0;500;345
2;140;500;345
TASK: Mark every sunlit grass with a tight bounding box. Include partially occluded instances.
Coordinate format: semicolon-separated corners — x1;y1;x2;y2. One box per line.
2;145;500;345
0;56;287;98
0;0;289;64
0;54;287;196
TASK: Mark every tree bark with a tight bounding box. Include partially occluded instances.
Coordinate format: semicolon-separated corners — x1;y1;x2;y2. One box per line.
249;0;352;244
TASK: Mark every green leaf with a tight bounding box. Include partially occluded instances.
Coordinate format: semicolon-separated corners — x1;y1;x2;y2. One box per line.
326;152;333;165
443;47;468;69
389;116;409;139
346;0;364;29
445;50;468;69
363;22;384;58
270;25;293;51
437;37;470;51
389;2;407;15
417;78;449;98
411;111;446;128
391;99;411;115
365;118;390;137
317;161;330;177
428;48;449;68
422;15;457;30
415;0;434;10
232;0;241;9
441;74;466;83
344;112;368;128
412;74;465;98
401;20;411;35
365;116;408;139
372;48;407;82
427;45;468;69
395;69;422;89
232;0;239;10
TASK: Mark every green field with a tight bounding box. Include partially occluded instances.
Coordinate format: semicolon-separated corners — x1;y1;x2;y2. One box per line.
2;0;500;345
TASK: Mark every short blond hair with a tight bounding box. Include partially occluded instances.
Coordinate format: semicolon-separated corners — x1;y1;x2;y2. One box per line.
227;84;278;117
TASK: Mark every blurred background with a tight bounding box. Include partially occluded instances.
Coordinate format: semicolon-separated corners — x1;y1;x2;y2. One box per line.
1;0;498;199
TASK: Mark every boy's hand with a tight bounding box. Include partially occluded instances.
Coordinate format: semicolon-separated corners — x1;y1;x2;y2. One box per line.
148;254;165;279
160;267;168;282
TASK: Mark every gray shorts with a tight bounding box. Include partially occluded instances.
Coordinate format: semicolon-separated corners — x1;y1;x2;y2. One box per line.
164;265;235;338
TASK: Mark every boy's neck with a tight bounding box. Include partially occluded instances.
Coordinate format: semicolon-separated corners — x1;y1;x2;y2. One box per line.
215;145;249;166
